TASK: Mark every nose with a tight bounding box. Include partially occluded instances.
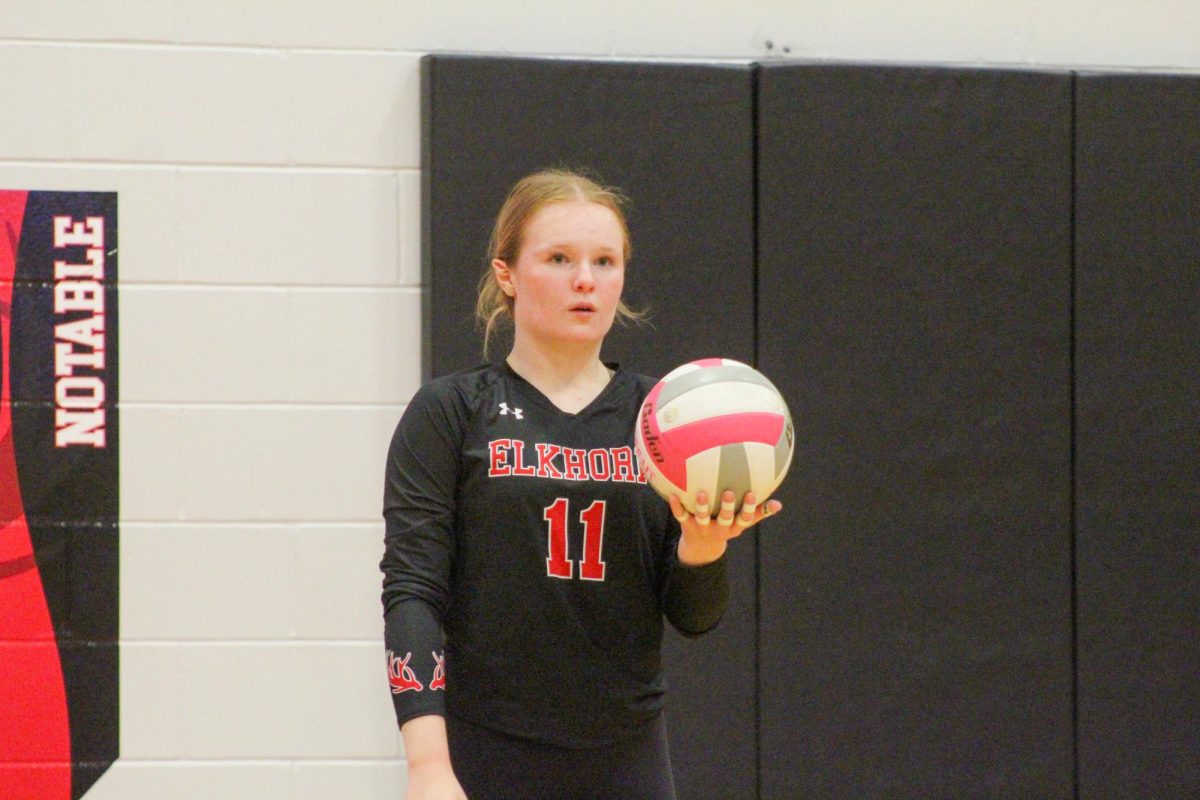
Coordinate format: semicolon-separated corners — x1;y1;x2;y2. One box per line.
573;261;596;292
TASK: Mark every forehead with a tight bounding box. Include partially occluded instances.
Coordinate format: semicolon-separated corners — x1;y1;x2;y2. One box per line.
522;200;624;246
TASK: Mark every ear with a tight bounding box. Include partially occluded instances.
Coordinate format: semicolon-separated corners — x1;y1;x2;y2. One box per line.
492;258;516;297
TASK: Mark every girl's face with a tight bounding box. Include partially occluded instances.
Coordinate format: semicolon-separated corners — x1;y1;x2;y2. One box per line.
495;200;626;351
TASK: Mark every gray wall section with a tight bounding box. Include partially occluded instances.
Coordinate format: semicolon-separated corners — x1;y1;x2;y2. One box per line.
1075;74;1200;800
756;64;1074;798
422;55;759;799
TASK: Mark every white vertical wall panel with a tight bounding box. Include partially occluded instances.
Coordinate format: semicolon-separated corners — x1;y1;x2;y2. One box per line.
120;524;297;640
175;169;400;286
119;644;187;758
60;46;289;164
288;643;402;757
175;408;297;522
82;763;292;800
0;1;175;43
122;646;283;759
0;45;67;159
120;287;290;403
169;645;307;758
810;0;1039;62
86;760;406;800
286;288;421;404
173;0;408;50
279;407;403;521
386;2;613;56
121;523;384;641
381;0;1200;66
284;52;422;168
119;406;183;522
121;644;399;759
289;762;406;800
3;1;1198;69
1030;1;1200;67
288;524;385;640
176;407;399;522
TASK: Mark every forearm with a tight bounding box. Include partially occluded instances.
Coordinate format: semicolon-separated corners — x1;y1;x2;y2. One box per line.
402;714;453;769
401;714;468;799
388;605;465;798
384;598;447;727
663;553;729;637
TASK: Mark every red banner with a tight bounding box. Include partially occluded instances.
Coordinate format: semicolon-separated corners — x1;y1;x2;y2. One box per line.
1;191;118;800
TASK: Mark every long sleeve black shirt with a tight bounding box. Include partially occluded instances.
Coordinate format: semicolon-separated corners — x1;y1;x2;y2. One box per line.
380;362;729;747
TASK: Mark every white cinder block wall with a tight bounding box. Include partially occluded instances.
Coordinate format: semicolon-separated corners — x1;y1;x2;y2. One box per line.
1;2;1195;797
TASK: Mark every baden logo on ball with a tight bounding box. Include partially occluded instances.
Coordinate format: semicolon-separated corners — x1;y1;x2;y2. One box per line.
635;358;794;514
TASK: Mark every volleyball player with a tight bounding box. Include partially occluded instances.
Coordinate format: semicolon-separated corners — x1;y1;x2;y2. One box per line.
381;169;782;800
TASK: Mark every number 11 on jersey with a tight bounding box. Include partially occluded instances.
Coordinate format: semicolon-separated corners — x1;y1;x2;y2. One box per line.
544;498;607;582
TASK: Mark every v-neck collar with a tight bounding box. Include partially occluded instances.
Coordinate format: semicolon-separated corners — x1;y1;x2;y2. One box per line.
502;360;622;419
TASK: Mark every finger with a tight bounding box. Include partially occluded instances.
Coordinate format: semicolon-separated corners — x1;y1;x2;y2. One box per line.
668;495;688;523
737;491;758;525
761;499;783;518
716;491;736;527
693;492;711;526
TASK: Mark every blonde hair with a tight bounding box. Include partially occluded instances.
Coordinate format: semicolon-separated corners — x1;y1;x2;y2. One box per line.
475;168;645;356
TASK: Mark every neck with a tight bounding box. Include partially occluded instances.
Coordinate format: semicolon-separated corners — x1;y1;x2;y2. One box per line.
506;335;612;413
507;334;605;385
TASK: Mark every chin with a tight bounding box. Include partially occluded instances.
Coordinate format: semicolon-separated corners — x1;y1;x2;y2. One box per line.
555;325;612;346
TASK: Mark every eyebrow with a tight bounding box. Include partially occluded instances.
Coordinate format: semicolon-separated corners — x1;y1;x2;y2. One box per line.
537;242;619;253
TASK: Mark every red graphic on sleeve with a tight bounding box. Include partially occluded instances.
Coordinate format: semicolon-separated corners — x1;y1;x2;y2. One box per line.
387;650;424;694
429;651;446;691
1;191;72;799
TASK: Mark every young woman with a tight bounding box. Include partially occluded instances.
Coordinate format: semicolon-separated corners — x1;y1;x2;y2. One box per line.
381;169;782;800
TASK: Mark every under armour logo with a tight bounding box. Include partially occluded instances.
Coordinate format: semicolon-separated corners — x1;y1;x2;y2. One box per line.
499;402;523;420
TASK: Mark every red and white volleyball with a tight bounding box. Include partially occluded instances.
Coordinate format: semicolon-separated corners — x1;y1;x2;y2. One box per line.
635;358;794;514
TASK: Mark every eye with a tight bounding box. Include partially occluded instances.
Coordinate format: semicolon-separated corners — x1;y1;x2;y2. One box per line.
548;252;568;265
596;255;613;267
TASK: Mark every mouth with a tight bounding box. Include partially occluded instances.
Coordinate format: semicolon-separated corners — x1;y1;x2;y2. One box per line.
569;303;596;313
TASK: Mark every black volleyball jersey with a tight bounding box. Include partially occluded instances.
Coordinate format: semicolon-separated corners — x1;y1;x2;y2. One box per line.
381;362;728;747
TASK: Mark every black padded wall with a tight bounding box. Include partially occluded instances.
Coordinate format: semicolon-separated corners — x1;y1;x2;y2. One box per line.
1075;74;1200;799
422;55;758;798
756;65;1074;798
422;55;756;380
423;56;1199;800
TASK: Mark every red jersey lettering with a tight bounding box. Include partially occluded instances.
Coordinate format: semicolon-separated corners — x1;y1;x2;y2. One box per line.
488;439;513;477
563;447;588;480
510;439;536;476
587;448;612;481
610;446;638;482
489;441;648;485
536;443;565;479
